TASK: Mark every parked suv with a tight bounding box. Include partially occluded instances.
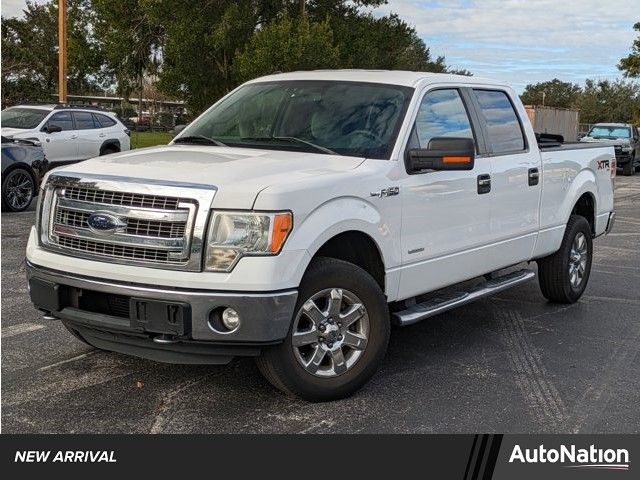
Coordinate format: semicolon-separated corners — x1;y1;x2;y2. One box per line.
1;105;130;166
580;123;639;176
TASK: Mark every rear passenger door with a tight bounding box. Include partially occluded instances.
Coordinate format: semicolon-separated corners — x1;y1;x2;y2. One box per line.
470;89;541;268
72;111;102;159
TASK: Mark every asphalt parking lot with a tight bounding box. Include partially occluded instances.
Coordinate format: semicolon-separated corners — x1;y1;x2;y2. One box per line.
2;176;639;434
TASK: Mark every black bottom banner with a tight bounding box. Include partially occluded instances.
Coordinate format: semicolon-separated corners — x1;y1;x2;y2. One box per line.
0;434;636;478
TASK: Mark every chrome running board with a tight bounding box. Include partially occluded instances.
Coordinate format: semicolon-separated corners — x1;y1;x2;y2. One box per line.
393;269;535;326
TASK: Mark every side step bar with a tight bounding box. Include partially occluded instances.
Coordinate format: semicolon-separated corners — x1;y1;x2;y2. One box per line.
393;269;535;326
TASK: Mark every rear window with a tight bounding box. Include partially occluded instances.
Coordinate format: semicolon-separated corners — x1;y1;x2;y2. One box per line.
94;113;117;128
474;90;526;154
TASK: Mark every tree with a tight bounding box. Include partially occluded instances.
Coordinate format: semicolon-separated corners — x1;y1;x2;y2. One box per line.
1;0;107;106
619;21;640;78
520;79;582;108
573;79;640;124
235;17;339;83
91;0;163;121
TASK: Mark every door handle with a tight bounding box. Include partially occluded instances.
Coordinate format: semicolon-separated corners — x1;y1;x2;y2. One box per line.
528;168;540;186
70;134;78;139
99;133;106;138
477;174;491;194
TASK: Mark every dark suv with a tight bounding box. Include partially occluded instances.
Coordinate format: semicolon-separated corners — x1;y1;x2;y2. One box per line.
581;123;640;176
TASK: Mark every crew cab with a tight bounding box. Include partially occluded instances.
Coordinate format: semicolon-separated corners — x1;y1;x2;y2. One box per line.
25;71;615;401
1;104;130;166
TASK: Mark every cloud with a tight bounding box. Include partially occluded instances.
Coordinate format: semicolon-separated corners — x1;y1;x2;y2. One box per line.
0;0;39;18
370;0;638;92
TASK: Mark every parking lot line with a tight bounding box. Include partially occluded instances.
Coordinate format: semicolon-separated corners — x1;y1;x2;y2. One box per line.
1;322;45;338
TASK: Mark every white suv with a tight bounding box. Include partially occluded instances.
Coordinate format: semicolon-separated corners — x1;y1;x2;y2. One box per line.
1;105;131;165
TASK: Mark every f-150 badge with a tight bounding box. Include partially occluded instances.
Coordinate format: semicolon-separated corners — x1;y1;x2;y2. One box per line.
370;187;400;198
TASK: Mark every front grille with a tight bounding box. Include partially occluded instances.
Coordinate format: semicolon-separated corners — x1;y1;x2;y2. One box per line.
55;208;89;228
126;218;186;238
65;186;181;210
58;236;171;263
55;206;186;238
40;175;214;271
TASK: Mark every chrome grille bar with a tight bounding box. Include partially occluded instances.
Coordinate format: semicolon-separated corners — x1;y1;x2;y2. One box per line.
39;173;217;271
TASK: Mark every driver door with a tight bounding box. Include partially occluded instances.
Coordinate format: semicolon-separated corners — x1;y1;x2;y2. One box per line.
41;111;80;164
397;87;493;299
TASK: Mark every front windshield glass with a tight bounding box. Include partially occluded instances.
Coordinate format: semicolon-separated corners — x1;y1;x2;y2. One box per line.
1;107;49;129
180;81;413;159
588;125;631;139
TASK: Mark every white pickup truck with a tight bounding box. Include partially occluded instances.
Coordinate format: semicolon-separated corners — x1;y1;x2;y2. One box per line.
26;71;615;401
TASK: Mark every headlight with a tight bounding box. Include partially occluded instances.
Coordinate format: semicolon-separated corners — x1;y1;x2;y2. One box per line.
621;145;632;152
204;211;293;271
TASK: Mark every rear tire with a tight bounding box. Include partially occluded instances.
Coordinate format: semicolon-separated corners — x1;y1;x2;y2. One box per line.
537;215;592;304
256;257;390;402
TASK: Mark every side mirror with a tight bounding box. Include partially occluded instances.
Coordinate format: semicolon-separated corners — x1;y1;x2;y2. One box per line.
44;124;62;134
406;137;475;174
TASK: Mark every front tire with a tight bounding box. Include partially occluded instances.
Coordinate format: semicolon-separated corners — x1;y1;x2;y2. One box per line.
1;168;35;212
622;159;634;176
537;215;593;303
256;257;390;402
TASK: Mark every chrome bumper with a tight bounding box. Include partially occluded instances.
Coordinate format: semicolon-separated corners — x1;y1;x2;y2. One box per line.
605;211;616;235
26;261;297;363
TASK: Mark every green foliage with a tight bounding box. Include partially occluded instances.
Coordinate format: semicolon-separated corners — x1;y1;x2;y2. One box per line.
236;17;339;82
91;0;163;100
111;103;137;120
520;79;582;108
619;21;640;78
130;131;172;149
1;0;109;107
573;79;640;124
2;0;470;114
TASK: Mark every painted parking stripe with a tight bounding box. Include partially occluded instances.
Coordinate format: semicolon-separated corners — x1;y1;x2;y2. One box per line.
2;322;45;338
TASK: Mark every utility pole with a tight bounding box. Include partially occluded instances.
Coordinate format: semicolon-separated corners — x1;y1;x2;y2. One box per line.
58;0;68;104
300;0;305;16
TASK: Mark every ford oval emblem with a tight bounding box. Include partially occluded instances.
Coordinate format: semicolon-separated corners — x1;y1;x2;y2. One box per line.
87;212;126;234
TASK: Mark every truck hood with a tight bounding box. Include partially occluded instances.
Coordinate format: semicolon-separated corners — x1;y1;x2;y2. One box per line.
52;145;365;209
580;136;631;147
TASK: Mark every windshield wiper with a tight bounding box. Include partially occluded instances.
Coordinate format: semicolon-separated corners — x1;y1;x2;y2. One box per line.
240;136;337;155
173;135;227;147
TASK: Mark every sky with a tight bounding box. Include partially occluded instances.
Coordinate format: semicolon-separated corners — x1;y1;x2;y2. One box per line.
2;0;638;93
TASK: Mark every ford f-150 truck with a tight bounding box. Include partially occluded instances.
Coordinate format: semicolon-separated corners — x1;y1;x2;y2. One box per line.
26;71;616;401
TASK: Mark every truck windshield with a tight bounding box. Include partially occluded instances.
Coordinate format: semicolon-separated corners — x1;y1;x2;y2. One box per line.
1;107;49;129
588;126;631;139
179;81;413;159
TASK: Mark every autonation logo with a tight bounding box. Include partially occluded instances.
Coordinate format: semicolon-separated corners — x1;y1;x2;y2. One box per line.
509;444;630;471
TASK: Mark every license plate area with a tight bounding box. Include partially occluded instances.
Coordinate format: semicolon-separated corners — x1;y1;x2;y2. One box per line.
130;298;191;336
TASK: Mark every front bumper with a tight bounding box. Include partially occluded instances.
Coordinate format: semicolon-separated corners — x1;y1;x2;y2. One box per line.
26;261;298;364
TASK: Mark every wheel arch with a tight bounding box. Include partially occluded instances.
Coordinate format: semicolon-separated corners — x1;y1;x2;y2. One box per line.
100;139;121;154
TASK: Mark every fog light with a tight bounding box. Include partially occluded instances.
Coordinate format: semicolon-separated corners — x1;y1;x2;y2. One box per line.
222;308;240;331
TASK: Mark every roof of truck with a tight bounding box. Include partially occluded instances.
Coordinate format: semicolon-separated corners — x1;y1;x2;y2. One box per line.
248;69;507;88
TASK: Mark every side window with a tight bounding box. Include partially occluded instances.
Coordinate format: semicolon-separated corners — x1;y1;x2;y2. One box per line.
473;90;525;154
46;112;74;131
73;112;98;130
412;89;475;149
94;113;116;128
